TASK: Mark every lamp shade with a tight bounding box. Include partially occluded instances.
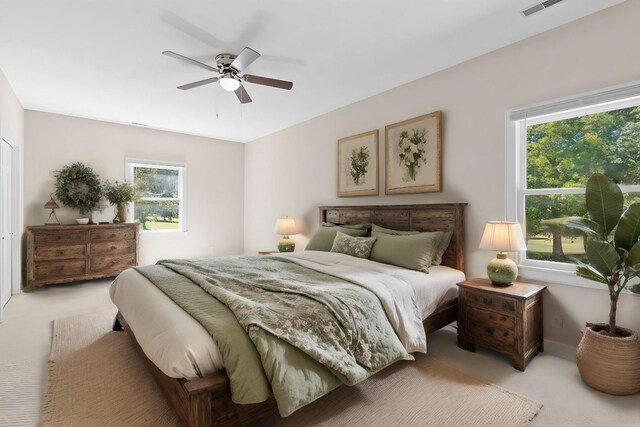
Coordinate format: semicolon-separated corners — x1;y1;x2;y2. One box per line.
44;195;60;209
479;221;527;252
274;217;299;235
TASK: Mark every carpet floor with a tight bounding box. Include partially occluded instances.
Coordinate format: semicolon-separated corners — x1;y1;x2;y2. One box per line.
42;309;542;426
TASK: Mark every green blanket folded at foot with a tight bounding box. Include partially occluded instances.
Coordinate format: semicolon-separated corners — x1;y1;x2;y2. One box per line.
136;256;411;416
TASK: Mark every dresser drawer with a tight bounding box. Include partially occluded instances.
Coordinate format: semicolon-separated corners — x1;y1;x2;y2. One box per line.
34;260;87;280
34;231;87;244
90;253;136;273
34;244;86;261
464;289;517;315
91;240;136;256
90;228;135;242
466;307;515;348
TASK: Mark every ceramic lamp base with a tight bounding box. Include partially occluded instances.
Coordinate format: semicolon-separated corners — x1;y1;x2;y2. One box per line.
487;252;518;286
278;236;295;253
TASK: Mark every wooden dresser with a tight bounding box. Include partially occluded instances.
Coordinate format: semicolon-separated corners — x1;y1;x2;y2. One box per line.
457;278;546;371
25;223;138;292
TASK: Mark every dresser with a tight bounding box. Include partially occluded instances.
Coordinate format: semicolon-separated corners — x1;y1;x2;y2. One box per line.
457;278;546;371
25;223;138;291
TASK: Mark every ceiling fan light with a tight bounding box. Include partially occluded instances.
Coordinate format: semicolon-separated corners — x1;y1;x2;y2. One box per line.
219;76;240;92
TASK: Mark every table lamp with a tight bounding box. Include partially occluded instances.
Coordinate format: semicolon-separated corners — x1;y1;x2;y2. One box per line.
479;221;527;286
274;217;299;252
44;194;61;225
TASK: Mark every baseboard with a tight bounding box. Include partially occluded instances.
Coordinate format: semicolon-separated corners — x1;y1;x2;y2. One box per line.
544;339;576;362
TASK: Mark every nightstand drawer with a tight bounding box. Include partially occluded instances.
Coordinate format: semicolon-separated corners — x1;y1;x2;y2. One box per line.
465;289;516;315
467;307;515;347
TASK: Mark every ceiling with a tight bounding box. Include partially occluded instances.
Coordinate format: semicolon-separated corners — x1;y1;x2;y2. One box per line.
0;0;625;143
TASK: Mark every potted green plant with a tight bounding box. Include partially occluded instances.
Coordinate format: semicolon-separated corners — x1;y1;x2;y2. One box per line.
54;162;103;223
564;173;640;395
103;180;136;223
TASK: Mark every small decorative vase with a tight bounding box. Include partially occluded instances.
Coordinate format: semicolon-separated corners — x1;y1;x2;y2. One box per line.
278;236;295;252
116;204;128;223
576;323;640;395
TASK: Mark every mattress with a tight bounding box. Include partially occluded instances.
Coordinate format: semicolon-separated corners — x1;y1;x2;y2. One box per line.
109;253;465;380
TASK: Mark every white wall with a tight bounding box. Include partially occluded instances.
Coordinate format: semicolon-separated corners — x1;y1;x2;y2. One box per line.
0;69;24;295
244;1;640;347
25;111;244;266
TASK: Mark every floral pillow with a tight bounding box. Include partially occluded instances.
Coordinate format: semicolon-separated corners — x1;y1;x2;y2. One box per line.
330;231;377;259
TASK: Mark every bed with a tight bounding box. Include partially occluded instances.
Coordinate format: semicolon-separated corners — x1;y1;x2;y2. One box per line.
111;203;466;426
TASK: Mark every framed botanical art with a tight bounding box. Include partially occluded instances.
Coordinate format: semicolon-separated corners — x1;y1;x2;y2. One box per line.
337;130;379;197
385;111;442;194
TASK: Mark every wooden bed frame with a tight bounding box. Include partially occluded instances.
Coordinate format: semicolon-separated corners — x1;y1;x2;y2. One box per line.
113;203;466;427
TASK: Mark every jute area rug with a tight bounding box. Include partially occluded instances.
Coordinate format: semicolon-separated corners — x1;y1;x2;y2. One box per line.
43;310;542;426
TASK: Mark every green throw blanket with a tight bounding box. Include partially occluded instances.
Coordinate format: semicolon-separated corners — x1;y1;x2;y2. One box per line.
136;256;412;416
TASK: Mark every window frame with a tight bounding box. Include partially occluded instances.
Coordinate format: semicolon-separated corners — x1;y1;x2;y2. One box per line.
506;82;640;289
125;158;187;233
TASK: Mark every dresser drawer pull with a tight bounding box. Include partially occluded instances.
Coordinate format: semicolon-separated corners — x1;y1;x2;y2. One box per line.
56;250;64;255
111;233;116;238
504;331;509;337
485;327;494;335
483;297;493;305
502;301;515;311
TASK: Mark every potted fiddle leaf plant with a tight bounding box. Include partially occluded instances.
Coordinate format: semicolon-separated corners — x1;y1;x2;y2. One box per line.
564;173;640;395
103;180;136;223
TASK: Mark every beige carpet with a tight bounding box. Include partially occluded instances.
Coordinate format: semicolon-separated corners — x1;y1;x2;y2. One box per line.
43;310;542;427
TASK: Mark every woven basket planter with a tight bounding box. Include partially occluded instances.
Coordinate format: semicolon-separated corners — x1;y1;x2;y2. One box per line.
576;323;640;395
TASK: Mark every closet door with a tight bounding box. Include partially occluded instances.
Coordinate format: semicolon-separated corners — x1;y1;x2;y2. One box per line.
0;138;13;309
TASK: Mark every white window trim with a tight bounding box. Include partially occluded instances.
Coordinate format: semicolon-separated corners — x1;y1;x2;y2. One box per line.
506;81;640;293
125;158;187;233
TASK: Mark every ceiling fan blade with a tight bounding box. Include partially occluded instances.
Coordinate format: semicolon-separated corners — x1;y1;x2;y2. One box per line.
235;84;252;104
243;74;293;90
177;77;219;90
162;51;218;72
230;47;260;72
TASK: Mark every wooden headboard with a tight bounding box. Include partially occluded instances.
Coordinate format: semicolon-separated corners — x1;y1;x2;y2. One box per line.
318;203;466;272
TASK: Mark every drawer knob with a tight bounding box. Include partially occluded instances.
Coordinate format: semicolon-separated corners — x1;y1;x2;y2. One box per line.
483;297;493;305
56;250;64;255
504;331;509;337
110;246;117;251
111;234;116;238
502;302;515;311
486;327;494;335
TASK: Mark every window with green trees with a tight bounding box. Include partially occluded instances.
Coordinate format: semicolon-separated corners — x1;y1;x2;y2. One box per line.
521;103;640;264
128;161;185;232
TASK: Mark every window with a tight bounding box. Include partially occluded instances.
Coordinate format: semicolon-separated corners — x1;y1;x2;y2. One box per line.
127;160;186;232
507;84;640;287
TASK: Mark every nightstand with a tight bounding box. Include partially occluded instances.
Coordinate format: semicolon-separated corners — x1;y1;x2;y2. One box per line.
457;278;546;371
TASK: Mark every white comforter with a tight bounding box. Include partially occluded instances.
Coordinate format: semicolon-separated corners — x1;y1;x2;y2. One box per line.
110;252;464;379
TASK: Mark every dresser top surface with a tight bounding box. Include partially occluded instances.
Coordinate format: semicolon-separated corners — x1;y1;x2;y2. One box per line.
27;223;138;231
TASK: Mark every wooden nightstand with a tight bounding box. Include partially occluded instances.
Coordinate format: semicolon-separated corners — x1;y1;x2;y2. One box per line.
457;278;546;371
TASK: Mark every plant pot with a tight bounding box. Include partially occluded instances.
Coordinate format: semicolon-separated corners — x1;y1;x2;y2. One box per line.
116;204;128;223
576;323;640;395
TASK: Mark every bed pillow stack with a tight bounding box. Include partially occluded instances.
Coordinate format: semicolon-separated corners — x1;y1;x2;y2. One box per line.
305;222;453;272
305;223;369;251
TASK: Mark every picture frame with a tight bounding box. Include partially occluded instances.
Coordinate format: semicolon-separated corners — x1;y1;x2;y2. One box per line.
337;130;379;197
385;111;442;195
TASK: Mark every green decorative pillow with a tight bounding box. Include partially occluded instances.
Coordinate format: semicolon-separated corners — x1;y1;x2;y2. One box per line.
371;224;420;236
330;231;377;259
431;231;453;266
306;225;368;251
322;222;372;233
369;231;443;272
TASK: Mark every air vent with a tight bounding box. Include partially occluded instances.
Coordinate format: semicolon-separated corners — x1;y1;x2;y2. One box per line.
521;0;564;17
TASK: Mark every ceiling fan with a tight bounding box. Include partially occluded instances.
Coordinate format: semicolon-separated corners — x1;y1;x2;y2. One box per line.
162;47;293;104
